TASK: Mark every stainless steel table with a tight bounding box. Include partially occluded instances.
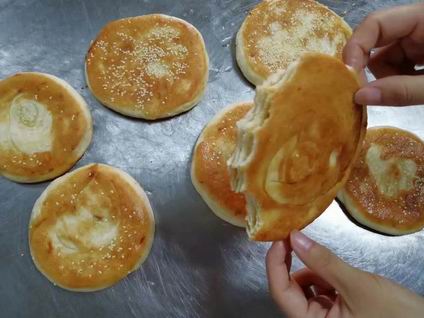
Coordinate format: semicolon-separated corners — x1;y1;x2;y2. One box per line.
0;0;422;317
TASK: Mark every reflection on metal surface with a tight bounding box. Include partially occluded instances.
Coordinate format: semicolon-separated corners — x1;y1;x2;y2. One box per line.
0;0;423;317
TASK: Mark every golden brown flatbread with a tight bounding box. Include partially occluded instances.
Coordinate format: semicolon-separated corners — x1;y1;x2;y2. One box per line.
236;0;351;85
29;163;155;291
86;14;209;119
228;53;366;241
0;72;92;183
338;127;424;235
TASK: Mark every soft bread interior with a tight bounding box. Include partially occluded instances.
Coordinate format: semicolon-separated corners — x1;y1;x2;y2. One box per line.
245;193;262;237
228;62;299;237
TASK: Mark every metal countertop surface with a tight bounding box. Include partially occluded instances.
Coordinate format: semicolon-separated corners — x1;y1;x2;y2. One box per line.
0;0;423;317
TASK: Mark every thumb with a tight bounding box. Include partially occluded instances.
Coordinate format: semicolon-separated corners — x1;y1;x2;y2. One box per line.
290;231;364;297
355;75;424;106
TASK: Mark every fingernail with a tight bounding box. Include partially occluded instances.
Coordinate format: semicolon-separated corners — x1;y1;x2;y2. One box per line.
347;57;361;71
291;231;313;252
356;87;382;105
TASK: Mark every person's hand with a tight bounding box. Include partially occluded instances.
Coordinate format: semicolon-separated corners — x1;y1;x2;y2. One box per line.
266;231;424;318
343;3;424;106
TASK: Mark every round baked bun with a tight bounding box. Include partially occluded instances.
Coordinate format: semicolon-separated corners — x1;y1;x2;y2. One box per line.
86;14;209;120
191;102;252;227
29;163;155;292
228;53;367;241
236;0;352;86
0;72;92;183
338;127;424;235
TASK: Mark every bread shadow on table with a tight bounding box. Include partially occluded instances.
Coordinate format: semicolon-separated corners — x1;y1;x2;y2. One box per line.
157;177;248;268
206;285;282;318
335;198;395;237
146;162;276;316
